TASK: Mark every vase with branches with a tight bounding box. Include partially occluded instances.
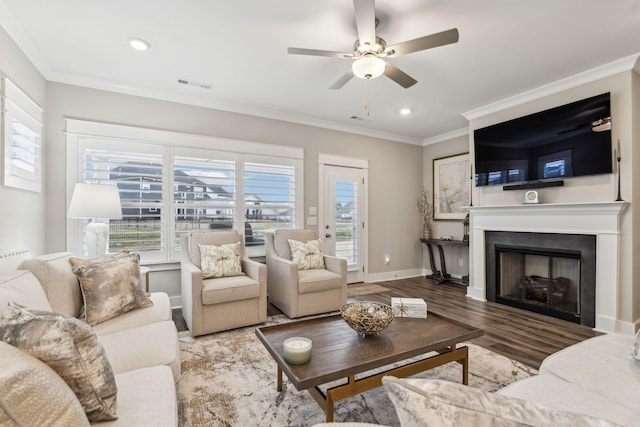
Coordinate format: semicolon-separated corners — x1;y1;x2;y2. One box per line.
417;187;433;240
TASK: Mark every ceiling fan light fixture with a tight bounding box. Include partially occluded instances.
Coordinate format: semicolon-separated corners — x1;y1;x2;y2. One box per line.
352;55;385;80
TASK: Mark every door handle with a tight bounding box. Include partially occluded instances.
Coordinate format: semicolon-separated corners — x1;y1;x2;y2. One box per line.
325;233;332;238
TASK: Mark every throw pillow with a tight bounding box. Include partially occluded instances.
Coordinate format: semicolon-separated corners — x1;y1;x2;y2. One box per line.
199;242;244;278
0;341;90;426
70;252;153;326
288;239;325;270
383;376;622;426
0;302;118;422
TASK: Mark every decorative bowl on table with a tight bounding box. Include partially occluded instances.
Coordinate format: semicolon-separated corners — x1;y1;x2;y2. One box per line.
340;301;397;336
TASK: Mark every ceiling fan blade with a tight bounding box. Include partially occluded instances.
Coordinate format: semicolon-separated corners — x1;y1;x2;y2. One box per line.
383;62;417;88
353;0;376;46
329;71;355;90
386;28;459;57
287;47;353;59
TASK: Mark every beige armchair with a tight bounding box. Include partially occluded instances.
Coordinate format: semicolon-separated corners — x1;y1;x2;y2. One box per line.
266;229;347;318
181;230;267;336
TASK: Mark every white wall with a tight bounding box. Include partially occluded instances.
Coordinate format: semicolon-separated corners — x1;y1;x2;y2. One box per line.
0;25;47;255
44;83;424;303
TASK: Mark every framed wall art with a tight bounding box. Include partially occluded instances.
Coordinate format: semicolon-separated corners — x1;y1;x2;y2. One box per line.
433;152;470;220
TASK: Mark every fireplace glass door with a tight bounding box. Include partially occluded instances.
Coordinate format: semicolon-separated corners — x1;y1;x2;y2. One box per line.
497;247;580;322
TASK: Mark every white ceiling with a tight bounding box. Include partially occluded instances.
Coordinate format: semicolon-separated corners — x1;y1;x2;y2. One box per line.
2;0;640;145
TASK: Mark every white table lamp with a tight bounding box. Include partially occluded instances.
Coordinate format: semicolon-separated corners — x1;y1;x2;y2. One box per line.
68;183;122;258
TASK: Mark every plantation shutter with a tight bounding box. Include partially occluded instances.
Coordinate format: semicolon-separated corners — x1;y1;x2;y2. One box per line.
243;157;296;248
82;146;164;256
173;151;236;252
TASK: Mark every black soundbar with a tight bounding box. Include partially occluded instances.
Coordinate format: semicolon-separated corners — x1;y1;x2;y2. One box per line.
502;180;564;191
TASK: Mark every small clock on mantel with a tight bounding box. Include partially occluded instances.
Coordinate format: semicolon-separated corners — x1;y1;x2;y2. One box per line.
524;190;539;204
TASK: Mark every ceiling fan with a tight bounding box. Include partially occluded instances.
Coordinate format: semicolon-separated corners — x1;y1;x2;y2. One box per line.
287;0;459;89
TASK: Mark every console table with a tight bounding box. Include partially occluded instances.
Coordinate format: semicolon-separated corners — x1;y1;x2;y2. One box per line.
420;239;469;286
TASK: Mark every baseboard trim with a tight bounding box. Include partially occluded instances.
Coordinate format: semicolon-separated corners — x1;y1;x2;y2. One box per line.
367;268;426;283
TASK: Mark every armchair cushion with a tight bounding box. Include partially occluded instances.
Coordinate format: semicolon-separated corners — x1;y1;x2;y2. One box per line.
298;269;343;294
202;275;261;305
199;242;244;278
70;253;153;326
288;239;325;270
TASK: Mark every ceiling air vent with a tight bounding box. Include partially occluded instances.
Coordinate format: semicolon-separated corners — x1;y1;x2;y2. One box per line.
177;78;213;90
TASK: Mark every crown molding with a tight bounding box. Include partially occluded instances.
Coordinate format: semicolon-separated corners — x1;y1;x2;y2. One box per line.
422;127;468;146
462;53;640;121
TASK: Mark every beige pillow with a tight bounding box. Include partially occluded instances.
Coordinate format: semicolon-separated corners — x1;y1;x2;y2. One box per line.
0;270;52;317
199;242;244;278
0;302;118;422
70;252;153;326
0;341;90;426
288;239;325;270
383;376;622;426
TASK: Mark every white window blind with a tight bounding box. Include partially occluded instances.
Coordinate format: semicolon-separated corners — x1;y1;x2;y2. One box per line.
173;153;236;252
66;119;304;262
82;147;165;256
243;159;296;248
1;78;42;192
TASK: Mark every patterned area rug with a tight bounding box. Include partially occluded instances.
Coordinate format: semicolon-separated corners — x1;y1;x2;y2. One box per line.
346;283;391;297
177;316;537;427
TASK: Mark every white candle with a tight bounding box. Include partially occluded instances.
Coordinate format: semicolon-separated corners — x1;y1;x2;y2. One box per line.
283;337;312;364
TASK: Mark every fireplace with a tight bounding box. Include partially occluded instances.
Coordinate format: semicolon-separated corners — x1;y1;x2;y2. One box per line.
467;202;627;333
485;231;596;326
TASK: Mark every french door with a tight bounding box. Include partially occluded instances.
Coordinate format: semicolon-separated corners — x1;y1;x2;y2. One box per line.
319;158;367;283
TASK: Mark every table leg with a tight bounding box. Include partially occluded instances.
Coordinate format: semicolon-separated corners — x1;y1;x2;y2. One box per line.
437;244;451;280
425;243;441;278
461;346;469;385
277;366;283;391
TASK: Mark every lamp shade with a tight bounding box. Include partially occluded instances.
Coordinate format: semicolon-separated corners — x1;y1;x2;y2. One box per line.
352;55;386;80
68;183;122;219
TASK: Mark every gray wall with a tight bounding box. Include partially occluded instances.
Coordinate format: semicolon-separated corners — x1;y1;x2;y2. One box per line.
43;83;424;302
0;25;47;256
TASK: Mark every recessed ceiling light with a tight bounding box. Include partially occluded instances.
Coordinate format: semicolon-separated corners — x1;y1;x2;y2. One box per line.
128;37;150;51
399;107;412;115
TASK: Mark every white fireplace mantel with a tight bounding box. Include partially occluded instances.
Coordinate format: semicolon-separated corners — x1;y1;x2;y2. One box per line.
467;202;627;333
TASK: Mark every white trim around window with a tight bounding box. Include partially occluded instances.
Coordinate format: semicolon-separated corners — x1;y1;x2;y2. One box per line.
66;119;304;261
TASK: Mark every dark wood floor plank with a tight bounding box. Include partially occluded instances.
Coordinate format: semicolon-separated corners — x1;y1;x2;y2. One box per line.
349;276;598;369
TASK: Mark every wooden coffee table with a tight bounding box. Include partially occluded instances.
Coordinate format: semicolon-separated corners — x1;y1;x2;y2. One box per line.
255;312;484;422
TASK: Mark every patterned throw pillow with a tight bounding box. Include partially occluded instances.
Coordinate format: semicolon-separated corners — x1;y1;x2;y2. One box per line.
70;252;153;326
288;239;325;270
0;341;90;426
0;302;118;422
199;242;244;278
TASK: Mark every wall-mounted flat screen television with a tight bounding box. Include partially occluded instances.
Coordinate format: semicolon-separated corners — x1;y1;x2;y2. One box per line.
474;93;612;188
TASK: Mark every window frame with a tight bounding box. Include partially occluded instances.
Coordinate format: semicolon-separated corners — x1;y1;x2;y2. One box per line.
66;119;304;262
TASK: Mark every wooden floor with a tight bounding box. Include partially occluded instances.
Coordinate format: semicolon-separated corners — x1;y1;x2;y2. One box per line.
350;276;598;369
172;275;599;370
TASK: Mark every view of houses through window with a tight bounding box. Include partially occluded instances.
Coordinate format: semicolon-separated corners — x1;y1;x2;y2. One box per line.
69;125;301;262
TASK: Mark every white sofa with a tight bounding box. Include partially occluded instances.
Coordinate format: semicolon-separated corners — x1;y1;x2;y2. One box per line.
0;252;180;426
315;333;638;426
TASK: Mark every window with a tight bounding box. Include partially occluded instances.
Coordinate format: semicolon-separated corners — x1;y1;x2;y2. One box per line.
243;157;297;250
66;120;303;261
1;78;42;192
173;150;236;252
